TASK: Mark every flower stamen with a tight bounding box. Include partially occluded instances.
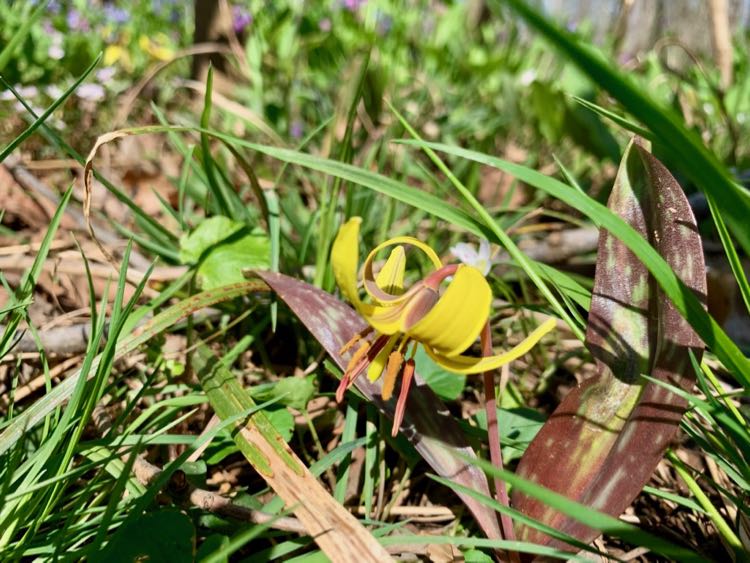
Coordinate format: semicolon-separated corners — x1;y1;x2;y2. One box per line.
381;349;404;401
345;341;370;373
392;357;415;437
339;325;374;355
337;333;390;403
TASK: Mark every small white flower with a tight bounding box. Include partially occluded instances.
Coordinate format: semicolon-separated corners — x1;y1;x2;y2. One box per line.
76;83;106;102
519;68;536;86
48;33;64;60
96;67;117;82
450;239;497;276
17;86;39;98
1;85;38;102
48;45;64;60
45;84;63;99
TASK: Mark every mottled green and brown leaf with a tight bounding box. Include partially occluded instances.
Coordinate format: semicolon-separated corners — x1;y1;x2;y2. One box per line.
513;138;706;553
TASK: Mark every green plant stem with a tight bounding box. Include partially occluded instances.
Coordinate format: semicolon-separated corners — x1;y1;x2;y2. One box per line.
481;322;518;562
701;360;747;429
666;450;744;559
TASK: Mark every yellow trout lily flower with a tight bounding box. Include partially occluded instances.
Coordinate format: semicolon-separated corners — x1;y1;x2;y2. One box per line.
332;217;556;436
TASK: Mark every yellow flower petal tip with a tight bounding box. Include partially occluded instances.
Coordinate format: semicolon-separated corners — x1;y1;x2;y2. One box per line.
425;317;557;374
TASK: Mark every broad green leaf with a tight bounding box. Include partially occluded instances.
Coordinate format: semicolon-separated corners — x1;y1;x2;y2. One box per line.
412;346;466;401
179;216;244;263
196;231;270;290
263;407;295;443
179;217;270;290
472;407;546;463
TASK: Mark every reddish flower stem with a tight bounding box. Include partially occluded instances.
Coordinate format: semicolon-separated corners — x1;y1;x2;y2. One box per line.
481;322;519;563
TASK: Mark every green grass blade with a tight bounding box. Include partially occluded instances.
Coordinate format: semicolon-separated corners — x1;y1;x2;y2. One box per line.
199;66;231;217
314;51;371;289
571;96;652;140
465;456;705;562
429;475;611;560
0;186;73;358
334;400;360;504
0;2;46;72
666;450;744;559
404;140;750;389
0;281;270;457
705;193;750;316
501;0;750;257
0;54;102;162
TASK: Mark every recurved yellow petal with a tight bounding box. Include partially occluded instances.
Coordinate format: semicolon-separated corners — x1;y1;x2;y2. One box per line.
375;246;406;295
331;218;406;334
406;265;491;357
424;317;556;374
363;236;442;304
332;217;369;312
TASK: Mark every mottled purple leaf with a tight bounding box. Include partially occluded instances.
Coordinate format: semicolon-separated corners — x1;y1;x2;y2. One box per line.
255;271;503;541
513;138;706;553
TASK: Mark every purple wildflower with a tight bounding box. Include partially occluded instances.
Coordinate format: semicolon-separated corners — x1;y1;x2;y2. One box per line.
232;5;253;34
96;67;117;82
376;13;392;35
103;5;130;25
341;0;366;12
290;120;303;139
318;18;332;32
66;9;90;32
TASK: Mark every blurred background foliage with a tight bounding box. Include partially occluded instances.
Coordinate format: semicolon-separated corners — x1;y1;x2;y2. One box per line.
3;0;749;188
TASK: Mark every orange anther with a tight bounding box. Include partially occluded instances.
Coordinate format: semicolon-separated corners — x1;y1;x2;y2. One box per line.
381;350;404;401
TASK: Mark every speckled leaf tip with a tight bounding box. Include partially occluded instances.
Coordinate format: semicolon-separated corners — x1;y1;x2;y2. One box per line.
513;138;707;555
